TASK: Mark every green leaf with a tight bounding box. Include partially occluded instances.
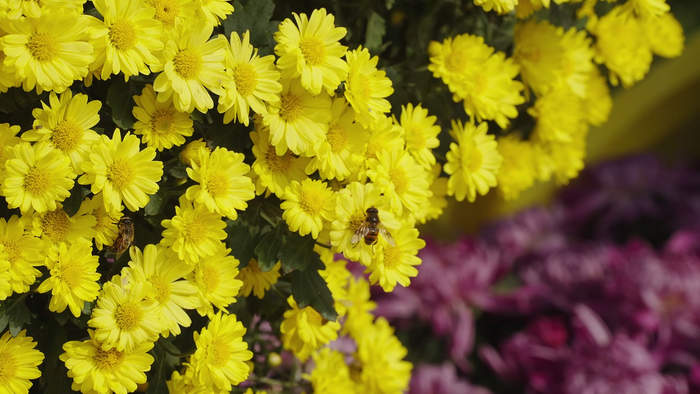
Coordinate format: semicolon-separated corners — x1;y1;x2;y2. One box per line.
167;162;188;179
278;232;323;272
290;269;338;321
106;78;135;130
225;219;257;266
223;0;277;54
365;11;386;53
144;193;163;216
6;298;31;336
63;184;85;216
254;228;281;271
38;321;72;394
146;339;180;394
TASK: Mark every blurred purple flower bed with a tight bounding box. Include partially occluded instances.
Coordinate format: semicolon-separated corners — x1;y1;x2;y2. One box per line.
375;155;700;394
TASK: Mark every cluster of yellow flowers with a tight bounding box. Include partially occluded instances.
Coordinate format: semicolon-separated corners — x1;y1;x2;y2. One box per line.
431;0;684;200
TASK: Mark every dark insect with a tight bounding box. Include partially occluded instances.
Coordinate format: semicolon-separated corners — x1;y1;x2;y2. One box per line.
111;216;134;259
351;207;395;247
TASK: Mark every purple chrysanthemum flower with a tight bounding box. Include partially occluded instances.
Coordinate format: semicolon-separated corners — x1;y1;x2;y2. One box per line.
410;363;492;394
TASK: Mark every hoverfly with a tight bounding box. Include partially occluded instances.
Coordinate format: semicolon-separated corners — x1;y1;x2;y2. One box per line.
111;216;134;259
351;207;395;247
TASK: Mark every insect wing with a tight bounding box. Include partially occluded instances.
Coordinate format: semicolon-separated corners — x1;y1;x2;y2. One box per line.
378;224;395;247
351;223;371;246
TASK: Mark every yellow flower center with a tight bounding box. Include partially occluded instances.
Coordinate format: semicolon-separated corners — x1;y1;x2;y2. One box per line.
41;210;70;242
150;109;175;134
326;126;347;153
108;160;134;190
200;264;219;292
299;37;325;66
390;167;409;195
173;49;201;79
109;20;136;50
382;245;401;268
1;241;20;262
405;129;425;151
279;92;303;122
264;149;292;173
210;338;231;365
114;302;142;331
152;0;179;26
93;347;124;370
205;173;228;198
53;260;84;288
349;212;366;235
183;218;207;244
446;48;467;73
51;120;82;152
26;32;56;62
352;75;371;99
151;277;170;304
466;146;482;173
299;186;326;214
0;351;16;382
233;63;257;97
23;165;50;195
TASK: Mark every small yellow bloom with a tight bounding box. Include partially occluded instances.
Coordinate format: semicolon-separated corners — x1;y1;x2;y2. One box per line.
0;124;21;183
179;138;210;167
281;179;336;238
0;330;44;394
641;12;684;58
355;318;412;394
367;226;425;292
307;348;355;394
274;8;348;95
132;84;194;151
0;216;43;296
37;240;100;317
496;135;537;200
81;194;119;251
473;0;518;14
280;296;341;361
191;244;243;316
238;259;281;299
30;205;96;246
400;103;440;169
344;46;393;127
196;0;234;28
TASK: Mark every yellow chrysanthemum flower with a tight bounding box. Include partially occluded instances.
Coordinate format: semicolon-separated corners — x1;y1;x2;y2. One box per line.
367;226;425;292
0;49;21;93
37;240;100;317
250;118;311;196
514;21;569;96
344;46;394;127
2;142;75;213
422;167;449;223
0;251;11;301
496;135;537;200
367;149;432;219
583;69;613;126
0;123;21;183
642;12;684;58
79;129;163;214
400;103;440;169
160;196;227;266
0;215;43;297
330;182;398;266
428;34;491;94
461;52;524;129
218;31;282;126
88;279;162;351
185;146;255;220
89;0;163;81
281;179;335;238
190;312;253;391
167;369;212;394
152;25;229;113
190;244;242;316
318;253;351;316
22;89;101;170
0;12;93;93
0;0;84;19
363;114;404;163
355;318;412;394
60;332;154;394
196;0;234;28
78;194;119;251
516;0;551;18
132;84;194;151
534;128;588;185
621;0;669;18
306;97;367;181
307;348;355;394
280;296;341;361
590;7;653;87
263;78;332;156
473;0;518;14
274;8;348;95
528;87;586;143
444;121;502;202
146;0;195;32
125;244;199;337
179;138;210;167
238;259;281;299
341;276;377;338
30;205;96;246
0;330;43;394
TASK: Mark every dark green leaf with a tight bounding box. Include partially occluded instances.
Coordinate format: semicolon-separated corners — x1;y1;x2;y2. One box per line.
254;227;282;271
0;307;8;333
223;0;277;54
63;184;85;216
8;299;32;335
38;321;72;394
365;12;386;53
290;269;338;321
278;232;323;272
106;78;135;130
167;162;188;179
144;193;164;216
146;339;180;394
226;219;257;266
